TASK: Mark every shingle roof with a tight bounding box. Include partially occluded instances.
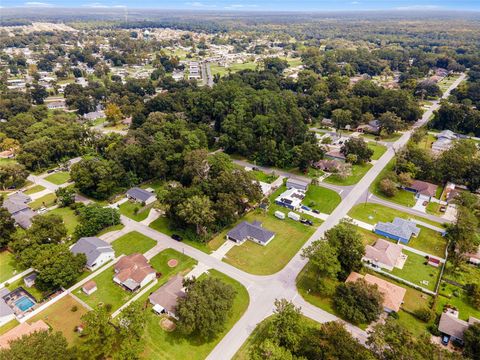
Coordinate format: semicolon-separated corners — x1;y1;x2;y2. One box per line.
439;312;469;340
70;237;114;267
0;320;49;349
376;217;420;240
410;180;438;197
114;253;155;287
286;178;310;188
126;187;155;202
12;209;36;229
227;221;275;245
346;272;406;312
149;274;185;313
0;289;14;318
3;199;30;215
364;239;403;268
8;192;31;204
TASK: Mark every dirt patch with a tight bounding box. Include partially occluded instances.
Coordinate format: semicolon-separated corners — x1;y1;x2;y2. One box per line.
167;259;178;268
160;317;176;332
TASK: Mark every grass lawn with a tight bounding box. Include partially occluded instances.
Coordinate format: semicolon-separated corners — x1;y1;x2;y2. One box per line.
210;61;257;77
349;203;447;257
23;185;46;195
76;267;136;312
141;269;249;360
0;251;21;283
296;263;368;330
249;170;278;184
0;158;17;165
233;315;319;360
361;132;402;142
0;319;19;336
302;185;341;214
27;295;88;346
119;201;153;222
149;248;197;275
44;171;70;185
443;262;480;287
438;75;460;93
224;208;317;275
348;202;443;228
415;133;437;150
7;276;45;302
368;142;387;160
407;227;447;258
385;250;441;291
48;207;80;235
426;202;443;216
324;163;372;186
111;231;157;256
140;179;164;192
149;217;217;253
438;282;480;320
29;193;57;210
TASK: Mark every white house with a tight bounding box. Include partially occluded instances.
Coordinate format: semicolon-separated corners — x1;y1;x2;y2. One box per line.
70;237;115;271
126;187;156;205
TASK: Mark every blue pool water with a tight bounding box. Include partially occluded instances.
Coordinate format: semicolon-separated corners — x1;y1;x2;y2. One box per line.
15;296;35;311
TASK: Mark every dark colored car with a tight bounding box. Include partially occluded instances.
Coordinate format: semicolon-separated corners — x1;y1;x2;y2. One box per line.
301;205;311;211
440;206;447;212
47;169;55;173
441;334;450;346
422;201;428;206
171;234;183;242
313;209;320;214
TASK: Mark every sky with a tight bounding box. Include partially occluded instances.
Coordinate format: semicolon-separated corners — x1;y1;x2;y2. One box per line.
1;0;479;11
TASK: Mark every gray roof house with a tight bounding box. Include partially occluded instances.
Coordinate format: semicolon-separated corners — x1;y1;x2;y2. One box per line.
126;187;156;204
227;221;275;246
374;218;420;244
0;289;15;327
8;192;31;204
149;274;185;319
438;309;479;344
286;178;309;191
70;237;115;271
3;197;35;229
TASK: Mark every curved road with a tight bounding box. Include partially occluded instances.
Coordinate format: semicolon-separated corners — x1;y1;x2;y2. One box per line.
99;73;465;359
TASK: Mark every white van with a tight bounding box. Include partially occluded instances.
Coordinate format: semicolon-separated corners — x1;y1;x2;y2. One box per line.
288;211;301;221
274;211;285;220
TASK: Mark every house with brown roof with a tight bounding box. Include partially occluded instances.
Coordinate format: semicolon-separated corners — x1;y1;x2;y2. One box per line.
362;239;406;271
0;320;49;349
405;180;438;201
82;280;97;295
438;308;479;345
113;253;156;292
149;274;185;319
346;272;406;313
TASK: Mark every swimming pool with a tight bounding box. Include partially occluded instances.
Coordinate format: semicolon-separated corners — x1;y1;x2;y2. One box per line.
15;296;35;312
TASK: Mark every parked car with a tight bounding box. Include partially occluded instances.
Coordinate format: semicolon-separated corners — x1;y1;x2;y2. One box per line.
422;201;428;206
171;234;183;241
440;205;447;212
37;207;47;214
47;169;55;174
300;219;313;226
441;334;450;346
301;205;311;211
313;209;320;214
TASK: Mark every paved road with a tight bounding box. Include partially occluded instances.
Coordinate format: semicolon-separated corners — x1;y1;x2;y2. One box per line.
231;158;350;197
34;73;461;358
366;194;452;224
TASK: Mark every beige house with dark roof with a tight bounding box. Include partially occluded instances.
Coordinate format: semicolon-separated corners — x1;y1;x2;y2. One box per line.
438;308;479;344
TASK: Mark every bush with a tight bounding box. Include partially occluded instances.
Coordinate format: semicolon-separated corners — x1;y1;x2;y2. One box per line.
71;305;78;312
414;308;434;322
388;311;399;319
379;178;398;197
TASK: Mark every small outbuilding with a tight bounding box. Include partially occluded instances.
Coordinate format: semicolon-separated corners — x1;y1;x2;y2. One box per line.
23;273;37;288
82;280;97;295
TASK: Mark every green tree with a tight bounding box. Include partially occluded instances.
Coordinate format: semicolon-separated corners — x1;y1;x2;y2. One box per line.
368;318;461;360
446;206;479;254
0;330;76;360
30;84;49;105
27;214;67;245
379;178;398;197
331;108;352;130
74;204;120;239
0;200;15;248
379;111;404;135
267;299;305;352
0;163;28;190
463;323;480;360
33;244;86;292
333;279;384;324
177;195;215;236
115;302;147;360
325;221;365;279
301;240;341;291
55;187;76;207
80;306;116;360
176;277;236;340
341;138;373;164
